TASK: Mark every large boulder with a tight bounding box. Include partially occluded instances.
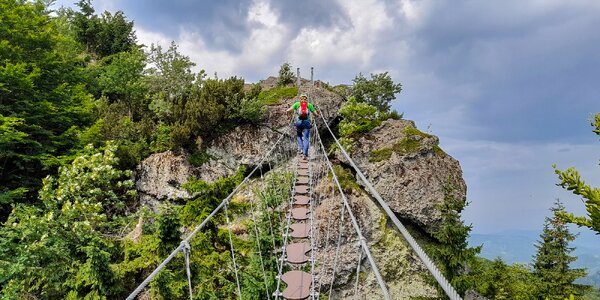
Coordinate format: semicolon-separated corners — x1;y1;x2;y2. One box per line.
339;119;466;234
136;151;195;210
135;150;234;210
313;170;437;299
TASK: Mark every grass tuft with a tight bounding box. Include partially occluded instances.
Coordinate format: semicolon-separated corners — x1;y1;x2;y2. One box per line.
257;86;299;105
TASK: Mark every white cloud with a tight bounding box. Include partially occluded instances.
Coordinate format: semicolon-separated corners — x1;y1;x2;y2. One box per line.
135;0;289;80
287;0;395;69
398;0;431;28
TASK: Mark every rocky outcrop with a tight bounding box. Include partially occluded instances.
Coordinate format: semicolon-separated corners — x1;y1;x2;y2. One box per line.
135;150;235;210
135;80;345;207
338;119;466;234
136;151;195;210
313;173;437;299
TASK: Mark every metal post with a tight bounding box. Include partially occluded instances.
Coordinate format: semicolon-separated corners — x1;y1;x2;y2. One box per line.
297;67;300;87
311;67;314;86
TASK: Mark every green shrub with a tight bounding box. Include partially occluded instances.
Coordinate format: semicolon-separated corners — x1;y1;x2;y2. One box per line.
404;125;430;138
258;86;299;105
351;72;402;112
369;148;393;162
380;109;403;120
188;149;212;167
369;125;446;162
150;123;172;152
338;97;381;138
331;165;361;193
237;97;266;123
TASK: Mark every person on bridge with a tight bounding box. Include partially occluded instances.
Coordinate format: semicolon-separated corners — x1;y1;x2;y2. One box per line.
287;93;318;159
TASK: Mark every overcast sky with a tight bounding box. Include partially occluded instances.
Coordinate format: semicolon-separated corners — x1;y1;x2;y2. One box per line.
53;0;600;235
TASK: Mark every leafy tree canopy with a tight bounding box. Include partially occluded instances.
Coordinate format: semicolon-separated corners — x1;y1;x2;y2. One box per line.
351;72;402;112
553;113;600;234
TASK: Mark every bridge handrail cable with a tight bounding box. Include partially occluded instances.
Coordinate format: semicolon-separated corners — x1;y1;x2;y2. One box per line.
126;131;290;300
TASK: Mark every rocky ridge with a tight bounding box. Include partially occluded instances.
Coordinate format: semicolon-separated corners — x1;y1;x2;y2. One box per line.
134;78;468;298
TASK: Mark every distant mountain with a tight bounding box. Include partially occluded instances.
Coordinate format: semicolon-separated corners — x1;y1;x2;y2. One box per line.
469;229;600;288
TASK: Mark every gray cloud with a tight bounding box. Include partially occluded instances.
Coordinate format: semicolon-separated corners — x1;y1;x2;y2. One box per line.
391;1;600;143
268;0;350;32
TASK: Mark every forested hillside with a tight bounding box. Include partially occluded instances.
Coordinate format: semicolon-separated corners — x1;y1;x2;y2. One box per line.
0;0;267;298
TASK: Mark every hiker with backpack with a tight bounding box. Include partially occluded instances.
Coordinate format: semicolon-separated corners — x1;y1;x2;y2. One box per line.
286;93;319;159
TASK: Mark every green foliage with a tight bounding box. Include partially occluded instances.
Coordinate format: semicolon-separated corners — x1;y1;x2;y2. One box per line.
258;86;298;105
369;125;445;162
157;205;182;257
277;62;295;86
0;0;94;211
0;1;290;298
146;42;198;123
553;113;600;234
429;183;481;296
330;165;361;193
98;48;148;120
351;72;402;112
472;258;542;299
182;167;246;225
337;97;405;154
533;200;589;299
380;109;404;120
369;148;394;162
0;143;135;298
188;149;213;167
338;97;381;138
71;0;137;57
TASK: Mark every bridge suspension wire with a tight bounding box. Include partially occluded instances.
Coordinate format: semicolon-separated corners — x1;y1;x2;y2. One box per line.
353;246;363;300
313;122;391;300
252;166;271;298
225;203;242;300
273;147;300;299
316;181;335;294
314;105;463;300
126;131;292;300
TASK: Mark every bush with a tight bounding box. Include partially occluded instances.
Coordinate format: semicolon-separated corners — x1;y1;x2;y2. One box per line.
237;97;266;123
338;97;381;138
369;125;446;162
380;109;403;120
257;86;299;105
188;149;212;167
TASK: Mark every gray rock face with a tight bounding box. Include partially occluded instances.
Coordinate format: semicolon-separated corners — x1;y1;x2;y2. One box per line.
312;173;437;299
135;150;235;210
340;119;466;234
135;151;195;210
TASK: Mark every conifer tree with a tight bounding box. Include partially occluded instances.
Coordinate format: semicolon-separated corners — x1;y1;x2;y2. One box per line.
277;62;295;86
431;182;481;295
533;199;588;299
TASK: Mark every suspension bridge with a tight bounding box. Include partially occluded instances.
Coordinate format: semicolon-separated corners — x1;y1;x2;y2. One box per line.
125;68;462;300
